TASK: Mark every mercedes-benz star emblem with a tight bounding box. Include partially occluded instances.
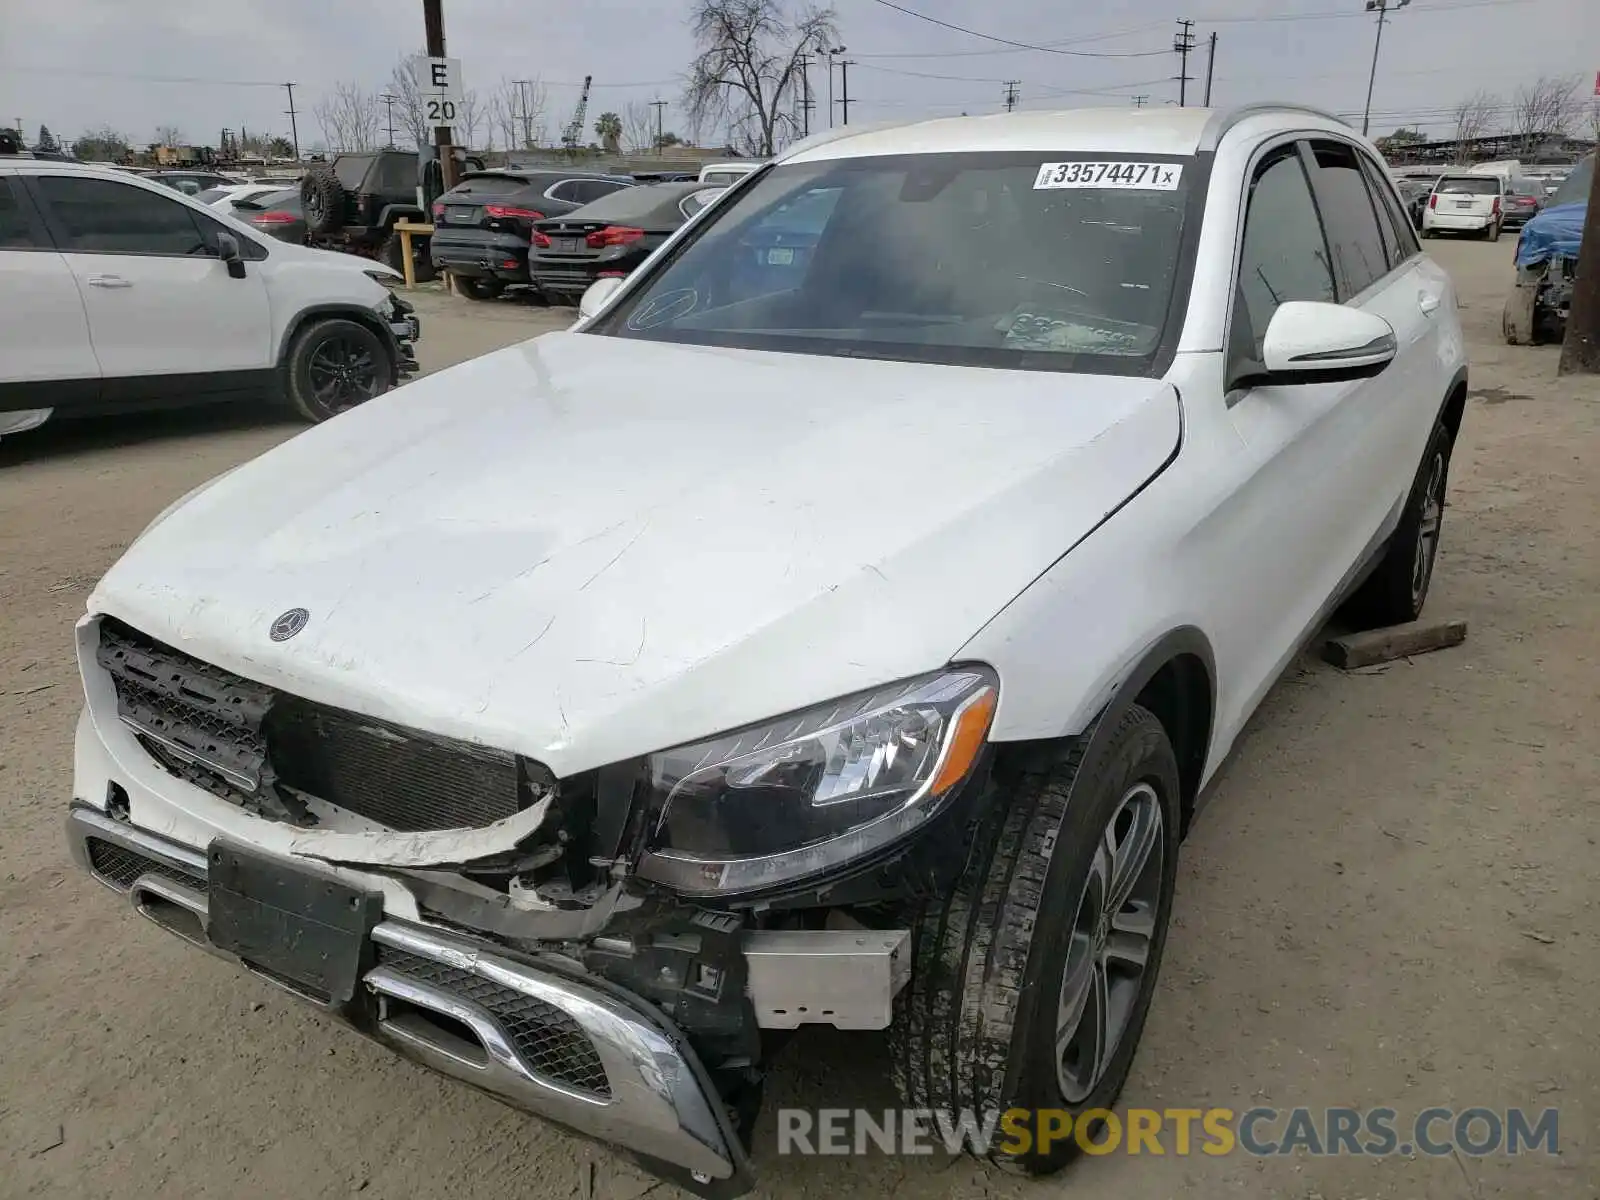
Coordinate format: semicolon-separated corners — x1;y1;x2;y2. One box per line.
269;608;310;642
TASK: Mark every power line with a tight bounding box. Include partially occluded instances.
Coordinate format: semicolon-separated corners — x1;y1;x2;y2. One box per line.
852;20;1173;59
863;0;1171;57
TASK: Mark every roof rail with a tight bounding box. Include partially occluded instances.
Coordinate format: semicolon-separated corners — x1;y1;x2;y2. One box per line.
1199;103;1350;151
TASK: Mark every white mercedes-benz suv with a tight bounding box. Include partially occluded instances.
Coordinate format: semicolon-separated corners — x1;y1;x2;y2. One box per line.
65;105;1466;1194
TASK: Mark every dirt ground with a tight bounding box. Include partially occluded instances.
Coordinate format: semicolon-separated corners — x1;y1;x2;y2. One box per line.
1;246;1595;1200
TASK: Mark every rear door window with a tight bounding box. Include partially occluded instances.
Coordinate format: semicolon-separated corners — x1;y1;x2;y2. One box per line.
1305;141;1391;297
1358;157;1416;264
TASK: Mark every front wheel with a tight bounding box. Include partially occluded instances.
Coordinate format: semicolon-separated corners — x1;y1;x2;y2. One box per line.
891;704;1181;1175
283;318;394;423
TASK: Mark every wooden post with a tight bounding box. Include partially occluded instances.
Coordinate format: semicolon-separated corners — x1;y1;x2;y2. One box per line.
1557;153;1600;375
424;0;458;193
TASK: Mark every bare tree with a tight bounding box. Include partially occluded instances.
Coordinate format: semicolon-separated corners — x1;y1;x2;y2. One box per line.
487;77;547;151
457;89;483;148
388;55;429;149
623;101;660;153
685;0;837;157
313;82;381;152
154;124;185;147
1510;75;1584;155
1588;100;1600;146
1449;90;1500;161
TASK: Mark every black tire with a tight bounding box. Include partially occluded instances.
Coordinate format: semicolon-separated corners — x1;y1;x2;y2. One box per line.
300;167;345;236
1485;220;1502;242
1341;419;1453;629
380;232;436;283
282;318;394;423
457;276;505;301
891;704;1181;1175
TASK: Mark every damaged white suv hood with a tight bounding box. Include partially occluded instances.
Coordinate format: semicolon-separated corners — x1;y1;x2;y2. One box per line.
91;332;1179;778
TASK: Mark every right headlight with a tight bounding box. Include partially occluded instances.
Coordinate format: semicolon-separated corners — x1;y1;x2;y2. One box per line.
636;668;998;896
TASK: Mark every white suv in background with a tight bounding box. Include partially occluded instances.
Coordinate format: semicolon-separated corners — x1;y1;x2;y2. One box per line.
1422;172;1506;240
0;159;419;441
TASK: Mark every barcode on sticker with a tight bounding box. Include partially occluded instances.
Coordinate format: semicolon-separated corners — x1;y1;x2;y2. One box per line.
1033;162;1183;191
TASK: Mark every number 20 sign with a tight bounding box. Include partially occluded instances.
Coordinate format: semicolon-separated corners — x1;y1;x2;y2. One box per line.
413;56;465;127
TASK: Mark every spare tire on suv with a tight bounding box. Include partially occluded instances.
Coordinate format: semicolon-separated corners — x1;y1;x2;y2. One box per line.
301;165;345;236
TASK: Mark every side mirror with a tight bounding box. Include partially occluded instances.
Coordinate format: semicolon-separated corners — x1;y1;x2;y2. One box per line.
216;232;247;279
578;276;624;321
1260;301;1396;381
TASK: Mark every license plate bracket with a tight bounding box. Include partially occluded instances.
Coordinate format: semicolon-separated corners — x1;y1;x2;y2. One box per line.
554;236;583;253
206;842;382;1004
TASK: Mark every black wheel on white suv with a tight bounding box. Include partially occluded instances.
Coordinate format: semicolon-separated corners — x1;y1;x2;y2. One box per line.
891;704;1181;1174
1342;419;1453;629
283;318;394;423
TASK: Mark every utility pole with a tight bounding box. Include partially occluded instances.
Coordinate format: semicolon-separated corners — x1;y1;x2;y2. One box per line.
282;82;300;161
1361;0;1411;137
1132;94;1149;108
650;98;668;152
380;93;399;147
839;58;854;126
1558;158;1600;374
423;0;457;190
1173;19;1196;107
1003;81;1021;113
1203;32;1218;106
796;55;814;136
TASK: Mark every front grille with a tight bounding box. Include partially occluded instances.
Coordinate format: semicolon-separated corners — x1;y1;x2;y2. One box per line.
376;946;610;1098
97;618;532;832
85;836;204;892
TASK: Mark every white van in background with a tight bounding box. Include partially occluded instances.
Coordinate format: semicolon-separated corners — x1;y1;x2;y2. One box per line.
1422;173;1506;240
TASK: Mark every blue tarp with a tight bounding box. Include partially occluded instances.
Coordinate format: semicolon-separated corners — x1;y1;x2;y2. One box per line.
1515;202;1585;269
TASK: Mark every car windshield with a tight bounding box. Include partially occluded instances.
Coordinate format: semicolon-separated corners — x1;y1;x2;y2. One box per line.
1548;156;1592;207
595;152;1193;373
194;187;230;204
1435;177;1499;195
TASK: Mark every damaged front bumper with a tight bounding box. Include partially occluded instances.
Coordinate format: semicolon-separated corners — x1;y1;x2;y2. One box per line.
66;805;752;1195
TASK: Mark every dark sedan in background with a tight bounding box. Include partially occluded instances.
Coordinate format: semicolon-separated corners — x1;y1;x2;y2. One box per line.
1501;176;1545;229
230;187;307;243
530;182;725;304
428;169;635;300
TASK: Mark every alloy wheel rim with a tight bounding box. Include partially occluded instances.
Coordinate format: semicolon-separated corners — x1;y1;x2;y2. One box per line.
306;337;379;413
1411;452;1446;602
1055;782;1164;1103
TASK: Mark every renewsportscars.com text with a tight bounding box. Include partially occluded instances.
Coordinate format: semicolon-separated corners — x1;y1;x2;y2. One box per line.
775;1106;1559;1158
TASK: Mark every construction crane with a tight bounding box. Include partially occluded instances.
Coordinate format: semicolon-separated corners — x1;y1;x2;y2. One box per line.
561;75;593;151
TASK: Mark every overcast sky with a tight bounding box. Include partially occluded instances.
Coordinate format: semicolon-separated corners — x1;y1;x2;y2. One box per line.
3;0;1596;151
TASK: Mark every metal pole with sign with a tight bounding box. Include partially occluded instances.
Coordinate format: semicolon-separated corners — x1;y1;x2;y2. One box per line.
421;0;460;192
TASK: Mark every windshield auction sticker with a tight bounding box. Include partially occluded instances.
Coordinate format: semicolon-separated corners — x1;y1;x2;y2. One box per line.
1034;162;1183;190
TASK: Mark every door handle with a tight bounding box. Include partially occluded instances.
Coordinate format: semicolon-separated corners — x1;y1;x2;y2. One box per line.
86;274;132;289
1417;289;1442;315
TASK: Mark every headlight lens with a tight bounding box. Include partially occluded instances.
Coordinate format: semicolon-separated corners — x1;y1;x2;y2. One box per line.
638;668;997;895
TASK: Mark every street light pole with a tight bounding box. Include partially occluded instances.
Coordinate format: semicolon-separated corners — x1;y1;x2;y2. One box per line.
818;43;845;129
1361;0;1410;138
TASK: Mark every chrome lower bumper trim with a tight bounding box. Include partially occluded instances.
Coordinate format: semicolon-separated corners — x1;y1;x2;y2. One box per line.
64;806;749;1192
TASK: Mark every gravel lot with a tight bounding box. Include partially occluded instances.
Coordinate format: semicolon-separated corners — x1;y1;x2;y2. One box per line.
2;246;1595;1200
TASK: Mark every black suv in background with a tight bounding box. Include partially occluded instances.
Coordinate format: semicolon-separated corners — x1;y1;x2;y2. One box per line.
428;170;635;300
301;149;484;281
